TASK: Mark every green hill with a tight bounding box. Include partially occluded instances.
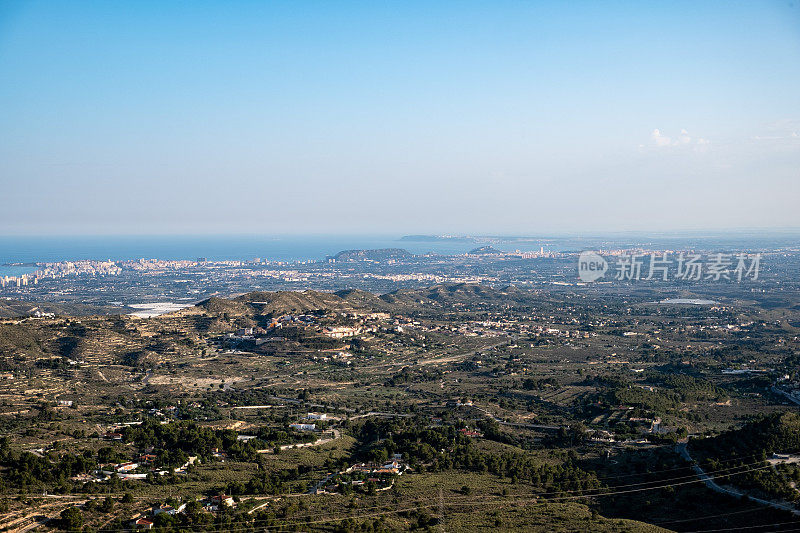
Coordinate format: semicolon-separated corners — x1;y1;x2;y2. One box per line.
0;298;125;318
329;248;414;261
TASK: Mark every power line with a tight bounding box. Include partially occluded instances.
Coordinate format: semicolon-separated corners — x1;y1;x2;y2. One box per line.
594;449;772;481
685;519;800;533
51;463;782;533
655;506;781;526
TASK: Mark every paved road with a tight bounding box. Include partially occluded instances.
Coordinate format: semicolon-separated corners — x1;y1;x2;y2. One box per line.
257;429;341;453
472;405;561;431
348;412;413;420
308;472;336;494
417;338;509;366
772;386;800;407
2;497;89;533
677;442;800;516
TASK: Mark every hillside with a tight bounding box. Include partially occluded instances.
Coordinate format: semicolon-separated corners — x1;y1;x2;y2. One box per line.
379;283;537;309
689;412;800;503
0;298;126;318
334;288;393;310
469;245;503;255
192;283;539;318
328;248;414;261
691;412;800;459
234;290;364;315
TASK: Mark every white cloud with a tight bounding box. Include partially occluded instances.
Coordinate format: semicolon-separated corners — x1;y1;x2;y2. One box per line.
650;128;709;149
753;119;800;145
651;129;672;147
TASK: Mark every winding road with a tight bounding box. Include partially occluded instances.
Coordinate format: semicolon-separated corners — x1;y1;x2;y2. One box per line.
677;442;800;516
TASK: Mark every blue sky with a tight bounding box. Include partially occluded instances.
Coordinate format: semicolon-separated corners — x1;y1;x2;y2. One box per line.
1;1;799;235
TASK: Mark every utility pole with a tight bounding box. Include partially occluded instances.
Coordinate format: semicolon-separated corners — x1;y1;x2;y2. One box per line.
438;486;445;533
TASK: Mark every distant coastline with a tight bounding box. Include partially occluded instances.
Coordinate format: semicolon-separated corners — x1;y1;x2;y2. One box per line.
1;233;798;266
0;265;39;278
399;235;478;243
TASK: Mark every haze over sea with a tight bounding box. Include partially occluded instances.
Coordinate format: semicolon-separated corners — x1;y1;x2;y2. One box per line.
1;232;798;277
0;235;484;267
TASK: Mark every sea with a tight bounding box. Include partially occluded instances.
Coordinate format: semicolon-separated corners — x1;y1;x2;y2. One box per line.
0;235;490;275
1;231;797;277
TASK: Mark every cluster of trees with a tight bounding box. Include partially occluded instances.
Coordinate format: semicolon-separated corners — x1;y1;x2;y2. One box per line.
121;419;315;469
227;464;313;495
600;372;726;416
214;388;279;406
255;426;316;445
692;412;800;501
612;386;681;413
101;498;259;532
0;437;96;493
385;367;443;386
521;377;558;391
123;420;239;465
661;374;727;402
33;357;72;369
119;498;395;533
693;412;800;460
122;420;282;466
353;419;601;495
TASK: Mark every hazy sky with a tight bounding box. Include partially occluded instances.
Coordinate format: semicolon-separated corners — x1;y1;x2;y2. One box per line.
1;1;799;235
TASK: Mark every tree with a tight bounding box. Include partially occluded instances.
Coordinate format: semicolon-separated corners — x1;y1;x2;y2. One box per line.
153;512;175;528
59;506;83;531
100;496;115;513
